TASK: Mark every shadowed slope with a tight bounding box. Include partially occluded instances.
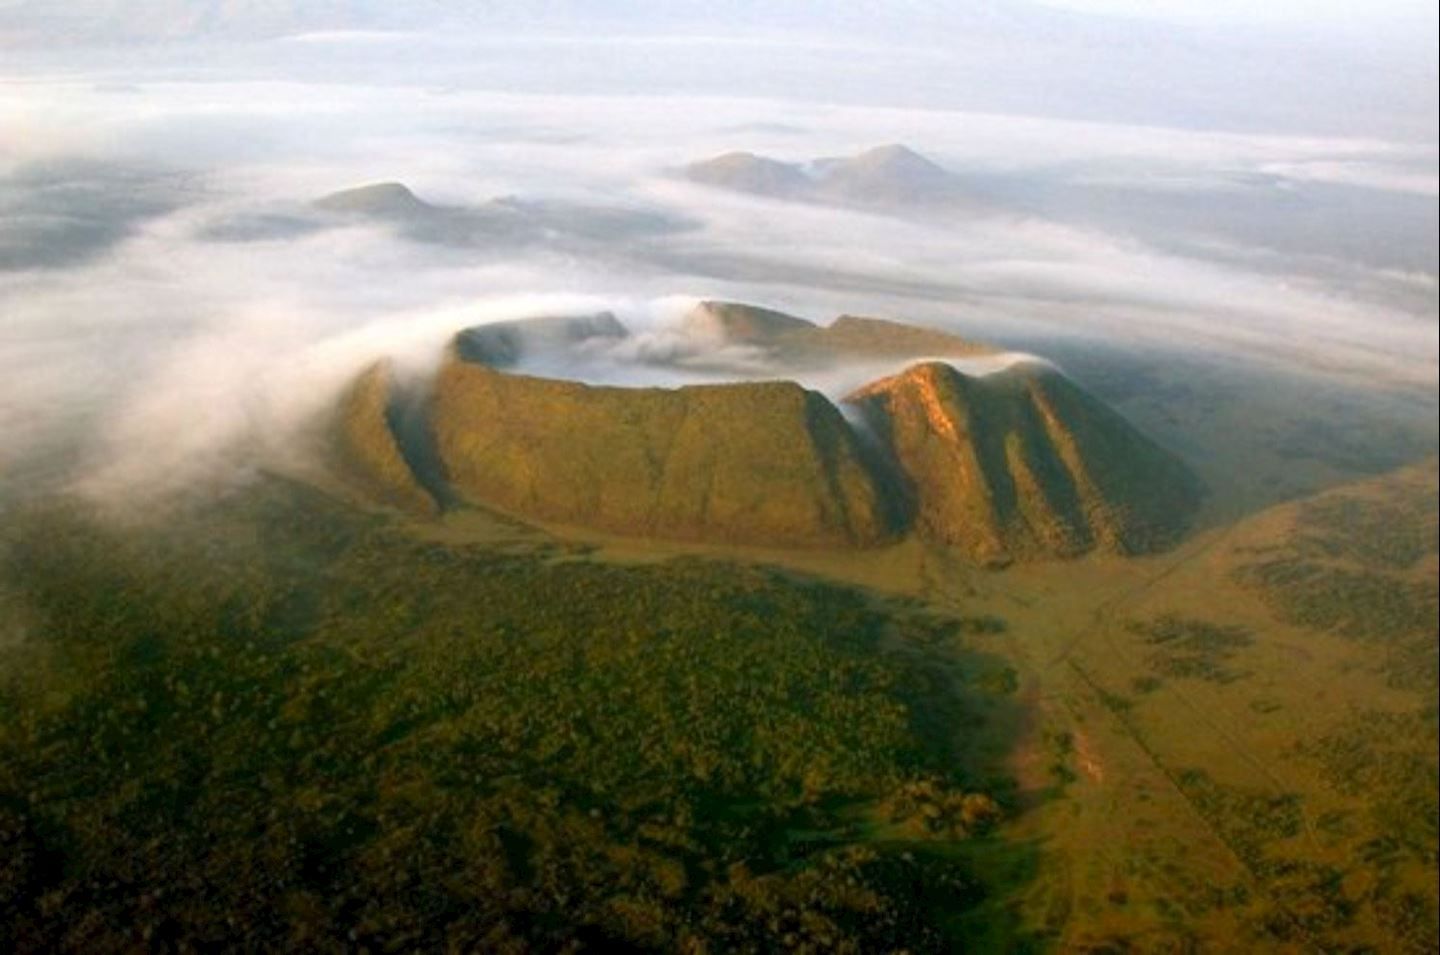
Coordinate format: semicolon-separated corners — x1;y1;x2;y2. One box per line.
332;361;439;517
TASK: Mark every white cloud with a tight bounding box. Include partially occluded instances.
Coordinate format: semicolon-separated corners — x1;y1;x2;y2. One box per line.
0;59;1434;503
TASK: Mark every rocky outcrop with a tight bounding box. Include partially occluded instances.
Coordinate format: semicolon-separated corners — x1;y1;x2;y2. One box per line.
845;361;1201;564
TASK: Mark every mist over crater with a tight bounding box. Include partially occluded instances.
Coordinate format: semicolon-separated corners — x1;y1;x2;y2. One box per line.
329;300;1201;561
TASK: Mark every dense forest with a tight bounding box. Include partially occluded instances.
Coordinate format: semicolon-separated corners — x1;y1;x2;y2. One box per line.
0;478;1012;952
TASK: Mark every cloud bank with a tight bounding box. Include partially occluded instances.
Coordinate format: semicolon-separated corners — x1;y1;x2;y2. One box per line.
0;27;1434;505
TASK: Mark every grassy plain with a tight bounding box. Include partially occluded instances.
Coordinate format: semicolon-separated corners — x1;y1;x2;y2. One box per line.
403;349;1439;953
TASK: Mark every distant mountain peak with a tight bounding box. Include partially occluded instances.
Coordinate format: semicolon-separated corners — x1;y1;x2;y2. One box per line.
815;144;957;201
314;182;431;217
850;143;942;169
683;152;811;197
683;144;969;208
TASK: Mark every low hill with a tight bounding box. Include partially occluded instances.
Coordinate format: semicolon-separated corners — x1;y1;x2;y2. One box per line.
683;145;972;210
683;151;812;198
1231;455;1438;681
683;301;991;363
429;355;899;546
306;184;687;251
814;144;963;204
845;361;1201;564
681;300;818;343
314;181;433;219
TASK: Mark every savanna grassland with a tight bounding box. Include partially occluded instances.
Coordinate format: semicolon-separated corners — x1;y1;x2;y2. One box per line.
0;350;1435;953
973;457;1438;952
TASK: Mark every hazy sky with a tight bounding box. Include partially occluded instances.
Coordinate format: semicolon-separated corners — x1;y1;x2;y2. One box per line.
1043;0;1434;22
0;0;1434;500
0;0;1433;141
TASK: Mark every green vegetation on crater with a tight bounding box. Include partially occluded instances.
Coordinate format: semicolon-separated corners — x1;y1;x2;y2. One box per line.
430;357;900;547
330;303;1200;562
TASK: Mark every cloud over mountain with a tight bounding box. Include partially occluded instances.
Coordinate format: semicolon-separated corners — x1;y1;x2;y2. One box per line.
330;302;1201;559
0;17;1432;506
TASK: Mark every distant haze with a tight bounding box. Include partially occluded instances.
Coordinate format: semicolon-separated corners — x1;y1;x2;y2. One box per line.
0;0;1434;499
0;0;1434;140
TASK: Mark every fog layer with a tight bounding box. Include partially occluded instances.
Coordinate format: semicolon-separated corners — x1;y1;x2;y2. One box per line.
0;17;1435;502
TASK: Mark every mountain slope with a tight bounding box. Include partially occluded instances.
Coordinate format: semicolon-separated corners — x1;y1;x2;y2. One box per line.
681;300;819;343
429;352;898;546
815;314;994;359
845;361;1200;563
332;360;438;517
327;305;1196;561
